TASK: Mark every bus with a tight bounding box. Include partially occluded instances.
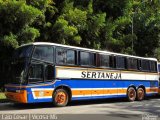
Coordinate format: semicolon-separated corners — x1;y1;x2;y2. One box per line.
5;42;159;107
158;63;160;94
158;63;160;76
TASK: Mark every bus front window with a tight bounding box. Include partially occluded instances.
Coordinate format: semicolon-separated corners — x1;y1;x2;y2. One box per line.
11;45;33;84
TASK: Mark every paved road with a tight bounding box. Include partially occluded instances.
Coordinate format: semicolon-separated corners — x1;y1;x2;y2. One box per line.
0;97;160;120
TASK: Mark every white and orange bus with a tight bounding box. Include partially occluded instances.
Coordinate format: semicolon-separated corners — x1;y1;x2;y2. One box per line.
158;63;160;94
5;42;159;107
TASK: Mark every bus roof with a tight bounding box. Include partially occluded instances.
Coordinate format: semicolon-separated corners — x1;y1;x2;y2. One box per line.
21;42;157;61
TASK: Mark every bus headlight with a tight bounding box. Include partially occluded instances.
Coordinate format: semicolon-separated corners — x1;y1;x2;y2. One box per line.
16;90;21;93
5;88;7;92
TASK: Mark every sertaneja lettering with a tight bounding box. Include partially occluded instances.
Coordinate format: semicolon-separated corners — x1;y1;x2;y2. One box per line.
81;71;86;78
81;71;121;79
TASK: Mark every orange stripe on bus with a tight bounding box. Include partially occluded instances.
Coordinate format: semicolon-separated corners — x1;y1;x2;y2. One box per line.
72;89;127;96
71;88;158;96
158;88;160;94
146;88;158;93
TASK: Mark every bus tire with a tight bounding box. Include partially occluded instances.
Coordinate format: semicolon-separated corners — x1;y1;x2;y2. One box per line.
52;89;69;107
137;87;145;101
127;87;136;102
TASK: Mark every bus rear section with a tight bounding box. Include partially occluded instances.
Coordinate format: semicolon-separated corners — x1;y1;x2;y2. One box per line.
158;63;160;94
5;42;159;107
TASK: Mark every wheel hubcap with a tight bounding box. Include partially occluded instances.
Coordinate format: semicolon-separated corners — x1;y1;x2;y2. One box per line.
55;92;67;104
129;89;135;100
138;89;144;100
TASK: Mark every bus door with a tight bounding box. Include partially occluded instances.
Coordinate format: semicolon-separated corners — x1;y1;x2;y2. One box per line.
28;62;54;100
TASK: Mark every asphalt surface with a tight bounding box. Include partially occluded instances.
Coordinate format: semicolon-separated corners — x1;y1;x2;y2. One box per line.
0;97;160;120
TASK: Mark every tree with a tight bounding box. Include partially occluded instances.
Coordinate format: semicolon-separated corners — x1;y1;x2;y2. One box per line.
0;0;42;87
51;2;87;45
25;0;58;42
0;0;42;47
131;0;160;57
0;0;160;88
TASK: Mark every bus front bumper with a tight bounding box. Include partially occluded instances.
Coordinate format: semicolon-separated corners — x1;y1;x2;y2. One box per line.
5;90;27;103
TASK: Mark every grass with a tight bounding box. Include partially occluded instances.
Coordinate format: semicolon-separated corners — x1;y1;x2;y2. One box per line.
0;92;6;100
0;92;9;103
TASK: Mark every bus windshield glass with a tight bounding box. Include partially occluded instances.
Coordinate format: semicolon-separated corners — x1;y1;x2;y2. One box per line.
13;45;33;59
10;45;33;84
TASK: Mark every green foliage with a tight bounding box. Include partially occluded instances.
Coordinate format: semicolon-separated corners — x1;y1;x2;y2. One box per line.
18;27;40;45
0;93;6;100
0;0;160;86
2;33;18;48
53;17;81;44
0;0;42;36
154;47;160;61
50;2;88;45
64;8;87;30
130;0;160;56
0;0;42;84
0;0;159;57
0;0;42;49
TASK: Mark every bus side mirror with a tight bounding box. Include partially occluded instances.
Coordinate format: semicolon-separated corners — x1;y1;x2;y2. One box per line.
45;65;54;81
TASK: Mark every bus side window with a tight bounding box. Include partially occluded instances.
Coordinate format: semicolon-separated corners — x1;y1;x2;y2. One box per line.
79;51;95;67
127;58;138;70
56;47;66;64
98;54;110;68
141;60;150;71
150;61;157;72
80;52;90;66
115;56;126;69
66;50;76;65
56;47;76;65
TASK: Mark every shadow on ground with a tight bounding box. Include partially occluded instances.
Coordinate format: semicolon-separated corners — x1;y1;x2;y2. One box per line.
94;96;160;115
0;97;128;111
0;95;159;115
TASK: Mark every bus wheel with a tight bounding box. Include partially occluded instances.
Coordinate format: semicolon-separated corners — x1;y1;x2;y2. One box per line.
137;88;145;101
127;87;136;102
53;89;69;107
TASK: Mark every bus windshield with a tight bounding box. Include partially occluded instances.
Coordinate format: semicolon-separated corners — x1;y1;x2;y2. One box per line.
13;45;33;59
10;45;33;84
